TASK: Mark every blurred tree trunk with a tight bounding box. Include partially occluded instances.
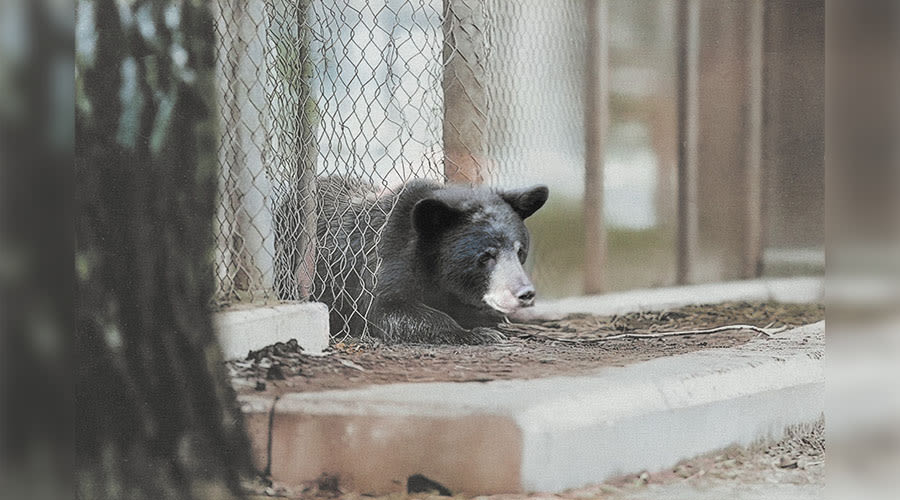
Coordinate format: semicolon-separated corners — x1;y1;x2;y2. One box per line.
75;1;251;499
1;2;73;499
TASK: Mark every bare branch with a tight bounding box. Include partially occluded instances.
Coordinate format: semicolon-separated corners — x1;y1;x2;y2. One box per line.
517;324;789;344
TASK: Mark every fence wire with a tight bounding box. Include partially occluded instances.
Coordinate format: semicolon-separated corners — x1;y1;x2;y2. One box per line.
212;0;587;340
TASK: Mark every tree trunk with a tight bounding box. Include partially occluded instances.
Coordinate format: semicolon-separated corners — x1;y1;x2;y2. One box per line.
75;1;251;498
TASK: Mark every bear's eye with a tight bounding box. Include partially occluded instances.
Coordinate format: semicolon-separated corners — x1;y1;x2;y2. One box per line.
478;249;498;266
517;246;527;263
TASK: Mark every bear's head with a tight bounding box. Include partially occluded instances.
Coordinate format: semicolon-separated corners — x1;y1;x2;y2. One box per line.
412;184;549;317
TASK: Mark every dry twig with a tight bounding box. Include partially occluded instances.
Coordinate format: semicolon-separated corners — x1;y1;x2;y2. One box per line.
517;324;788;344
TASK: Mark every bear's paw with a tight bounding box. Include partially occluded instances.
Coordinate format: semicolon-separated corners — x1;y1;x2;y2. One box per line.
467;327;508;345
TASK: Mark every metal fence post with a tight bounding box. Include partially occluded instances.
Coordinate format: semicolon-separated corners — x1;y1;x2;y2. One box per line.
583;0;609;295
676;0;700;285
268;0;318;301
743;0;765;279
442;0;487;184
215;0;248;299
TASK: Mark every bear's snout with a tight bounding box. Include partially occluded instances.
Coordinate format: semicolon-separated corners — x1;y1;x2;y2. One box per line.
516;284;536;307
483;251;536;314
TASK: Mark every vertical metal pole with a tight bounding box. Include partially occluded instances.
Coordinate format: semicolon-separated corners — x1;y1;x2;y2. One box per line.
442;0;487;184
267;0;317;301
676;0;700;285
223;0;251;295
293;0;318;300
743;0;765;279
583;0;609;294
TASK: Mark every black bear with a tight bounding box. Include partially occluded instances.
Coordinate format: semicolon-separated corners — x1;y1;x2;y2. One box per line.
277;177;549;344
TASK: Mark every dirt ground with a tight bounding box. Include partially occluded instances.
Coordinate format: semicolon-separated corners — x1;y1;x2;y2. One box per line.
244;419;824;499
592;419;825;498
229;301;823;397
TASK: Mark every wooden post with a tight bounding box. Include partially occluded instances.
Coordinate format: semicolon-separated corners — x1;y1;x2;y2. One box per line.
676;0;700;285
442;0;487;184
583;0;609;295
742;0;765;278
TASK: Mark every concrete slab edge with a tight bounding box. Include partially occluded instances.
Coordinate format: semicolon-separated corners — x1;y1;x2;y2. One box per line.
215;302;330;359
241;321;824;494
239;394;276;474
517;322;824;492
525;277;823;319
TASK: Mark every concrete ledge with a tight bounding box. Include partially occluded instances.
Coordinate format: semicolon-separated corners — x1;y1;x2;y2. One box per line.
215;302;329;359
270;412;523;494
240;394;276;474
763;247;825;276
242;321;824;495
522;277;823;320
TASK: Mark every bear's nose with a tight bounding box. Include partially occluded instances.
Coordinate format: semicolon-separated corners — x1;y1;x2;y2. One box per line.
516;286;536;307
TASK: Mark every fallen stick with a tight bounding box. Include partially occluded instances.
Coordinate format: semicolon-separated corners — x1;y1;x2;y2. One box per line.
518;324;789;343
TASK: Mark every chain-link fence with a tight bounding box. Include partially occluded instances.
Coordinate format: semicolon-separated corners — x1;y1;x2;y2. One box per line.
210;0;827;339
211;0;587;339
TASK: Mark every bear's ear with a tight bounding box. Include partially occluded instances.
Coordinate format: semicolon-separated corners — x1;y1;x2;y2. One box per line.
412;198;463;235
500;185;549;220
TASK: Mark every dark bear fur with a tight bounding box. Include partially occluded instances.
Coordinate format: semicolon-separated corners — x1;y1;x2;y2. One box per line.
277;177;548;344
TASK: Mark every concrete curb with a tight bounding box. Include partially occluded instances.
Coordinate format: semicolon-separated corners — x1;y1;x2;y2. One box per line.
242;321;824;495
240;394;275;474
215;302;330;359
521;277;823;320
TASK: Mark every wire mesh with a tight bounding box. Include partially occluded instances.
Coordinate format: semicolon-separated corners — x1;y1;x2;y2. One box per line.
211;0;587;340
